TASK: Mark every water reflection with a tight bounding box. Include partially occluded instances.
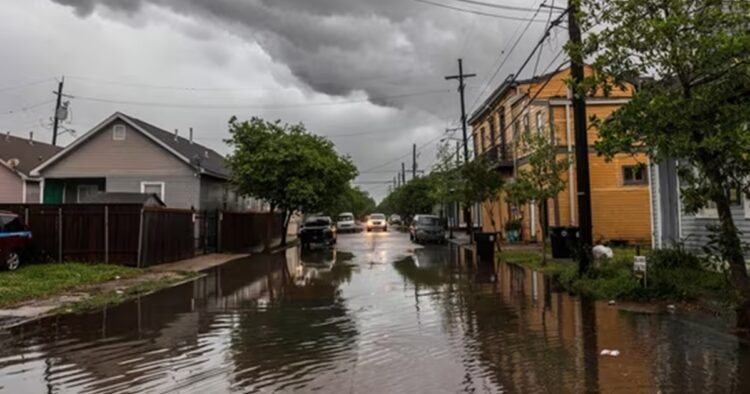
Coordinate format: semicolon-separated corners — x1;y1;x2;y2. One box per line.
0;239;748;393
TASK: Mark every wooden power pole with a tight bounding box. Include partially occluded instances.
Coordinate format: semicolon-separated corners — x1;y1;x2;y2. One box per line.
445;58;476;236
52;76;64;146
568;0;594;274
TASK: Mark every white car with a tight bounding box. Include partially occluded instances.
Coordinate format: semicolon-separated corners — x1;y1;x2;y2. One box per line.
336;212;357;233
366;213;388;232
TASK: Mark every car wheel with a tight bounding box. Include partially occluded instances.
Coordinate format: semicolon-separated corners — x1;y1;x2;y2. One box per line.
5;251;21;271
384;227;388;232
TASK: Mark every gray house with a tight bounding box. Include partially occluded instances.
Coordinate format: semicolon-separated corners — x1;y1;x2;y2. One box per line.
650;160;750;257
0;133;62;203
31;112;254;211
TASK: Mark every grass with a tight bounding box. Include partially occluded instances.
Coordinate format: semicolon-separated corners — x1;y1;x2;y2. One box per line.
0;263;142;308
63;271;201;314
499;245;733;304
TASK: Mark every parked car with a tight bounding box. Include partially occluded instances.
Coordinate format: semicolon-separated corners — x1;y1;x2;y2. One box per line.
366;213;388;232
389;214;402;226
409;215;446;244
0;211;32;271
299;216;337;249
336;212;357;233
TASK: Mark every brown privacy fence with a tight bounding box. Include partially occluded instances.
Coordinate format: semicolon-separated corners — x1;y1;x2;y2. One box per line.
218;211;285;252
0;204;284;266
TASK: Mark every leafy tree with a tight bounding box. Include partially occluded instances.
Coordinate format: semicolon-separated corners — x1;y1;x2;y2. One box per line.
226;117;357;246
325;185;376;220
507;130;570;262
431;142;464;234
377;176;438;222
576;0;750;328
459;156;505;243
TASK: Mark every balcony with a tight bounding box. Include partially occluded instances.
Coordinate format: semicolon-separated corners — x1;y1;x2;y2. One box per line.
478;144;514;172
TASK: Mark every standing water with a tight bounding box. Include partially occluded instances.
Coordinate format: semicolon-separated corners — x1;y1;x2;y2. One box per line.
0;232;748;393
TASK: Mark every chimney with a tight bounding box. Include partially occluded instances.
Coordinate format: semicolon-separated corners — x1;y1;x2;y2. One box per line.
189;127;194;144
28;131;34;145
174;128;179;142
4;131;9;142
204;150;209;159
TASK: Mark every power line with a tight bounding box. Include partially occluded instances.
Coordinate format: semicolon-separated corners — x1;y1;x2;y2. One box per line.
361;132;445;173
0;78;55;94
0;99;56;116
466;2;546;114
65;88;451;110
412;0;550;22
451;0;561;13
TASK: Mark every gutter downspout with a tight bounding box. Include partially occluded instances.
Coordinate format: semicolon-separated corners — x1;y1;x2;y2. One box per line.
565;102;575;225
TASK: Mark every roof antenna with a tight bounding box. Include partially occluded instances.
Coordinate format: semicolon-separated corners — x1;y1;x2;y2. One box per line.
174;128;179;142
5;131;9;142
189;127;194;144
29;131;34;145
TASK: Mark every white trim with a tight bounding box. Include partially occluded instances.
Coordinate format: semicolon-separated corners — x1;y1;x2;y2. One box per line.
744;195;750;219
31;112;193;176
141;181;165;201
549;98;631;106
676;176;683;239
21;180;26;204
650;162;659;248
39;179;44;203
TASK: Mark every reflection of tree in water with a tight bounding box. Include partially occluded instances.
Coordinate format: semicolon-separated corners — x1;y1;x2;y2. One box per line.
393;246;577;393
230;249;358;392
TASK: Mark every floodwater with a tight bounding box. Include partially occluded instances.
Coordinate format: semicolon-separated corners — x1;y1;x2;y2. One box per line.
0;231;749;393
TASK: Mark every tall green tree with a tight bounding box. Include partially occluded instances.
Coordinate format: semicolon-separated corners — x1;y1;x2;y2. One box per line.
377;176;438;222
459;156;505;244
576;0;750;328
226;117;357;246
507;130;570;262
325;185;376;220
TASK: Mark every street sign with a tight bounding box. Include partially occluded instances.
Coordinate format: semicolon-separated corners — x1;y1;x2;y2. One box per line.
634;255;647;287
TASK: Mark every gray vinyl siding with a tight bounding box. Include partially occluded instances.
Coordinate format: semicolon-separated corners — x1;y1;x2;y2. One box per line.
42;120;196;179
25;181;40;203
107;175;200;210
0;166;23;203
680;205;750;258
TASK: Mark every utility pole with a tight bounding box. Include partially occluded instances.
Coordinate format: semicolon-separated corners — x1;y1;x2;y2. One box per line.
52;76;64;146
569;0;593;274
401;162;406;185
445;58;476;236
412;143;417;180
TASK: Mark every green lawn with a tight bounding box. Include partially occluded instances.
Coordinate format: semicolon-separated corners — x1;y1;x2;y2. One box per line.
0;263;142;308
499;246;732;303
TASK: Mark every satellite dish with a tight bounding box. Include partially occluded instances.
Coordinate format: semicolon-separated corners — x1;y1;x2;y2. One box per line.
7;158;20;168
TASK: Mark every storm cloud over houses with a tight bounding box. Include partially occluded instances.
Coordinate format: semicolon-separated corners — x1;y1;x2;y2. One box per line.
3;0;558;200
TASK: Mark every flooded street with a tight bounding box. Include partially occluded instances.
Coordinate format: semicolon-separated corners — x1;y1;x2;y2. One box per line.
1;231;749;393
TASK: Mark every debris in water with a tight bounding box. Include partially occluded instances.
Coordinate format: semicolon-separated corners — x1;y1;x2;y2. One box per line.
608;300;616;306
600;349;621;357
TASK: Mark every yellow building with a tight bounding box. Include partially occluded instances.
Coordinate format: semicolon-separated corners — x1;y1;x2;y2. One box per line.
468;66;650;244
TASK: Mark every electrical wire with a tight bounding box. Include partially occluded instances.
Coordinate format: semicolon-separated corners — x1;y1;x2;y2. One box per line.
0;99;55;116
450;0;561;13
65;88;451;110
360;132;446;174
0;78;55;94
412;0;550;22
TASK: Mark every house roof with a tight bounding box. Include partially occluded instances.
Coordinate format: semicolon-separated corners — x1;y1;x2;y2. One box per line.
82;192;166;206
0;133;63;178
31;112;230;179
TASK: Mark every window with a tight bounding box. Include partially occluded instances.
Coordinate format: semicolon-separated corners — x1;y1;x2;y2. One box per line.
623;166;647;185
141;181;165;201
113;125;126;141
536;112;544;134
523;113;530;131
76;184;100;203
0;215;24;232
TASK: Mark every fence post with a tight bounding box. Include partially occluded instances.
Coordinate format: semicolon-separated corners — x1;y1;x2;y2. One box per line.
58;207;63;263
217;211;223;253
104;205;110;263
137;208;144;268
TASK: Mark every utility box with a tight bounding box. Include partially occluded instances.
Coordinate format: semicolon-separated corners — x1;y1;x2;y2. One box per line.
549;226;580;259
474;232;498;262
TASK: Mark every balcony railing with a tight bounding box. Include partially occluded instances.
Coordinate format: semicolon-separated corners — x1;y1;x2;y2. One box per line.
478;144;513;169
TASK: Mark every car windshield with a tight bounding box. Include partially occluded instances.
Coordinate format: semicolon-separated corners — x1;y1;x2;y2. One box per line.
337;215;353;222
0;215;24;232
418;217;441;226
370;214;385;220
305;217;331;226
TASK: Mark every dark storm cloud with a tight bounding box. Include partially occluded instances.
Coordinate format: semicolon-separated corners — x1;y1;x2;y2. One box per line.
49;0;532;113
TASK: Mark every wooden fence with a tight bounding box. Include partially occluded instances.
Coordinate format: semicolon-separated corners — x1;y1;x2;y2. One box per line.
0;204;194;267
218;211;285;252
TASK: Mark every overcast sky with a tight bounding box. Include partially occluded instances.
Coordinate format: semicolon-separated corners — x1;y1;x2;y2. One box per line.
1;0;565;202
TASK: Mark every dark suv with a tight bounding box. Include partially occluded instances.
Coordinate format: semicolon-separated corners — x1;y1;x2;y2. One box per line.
0;211;32;271
299;216;337;249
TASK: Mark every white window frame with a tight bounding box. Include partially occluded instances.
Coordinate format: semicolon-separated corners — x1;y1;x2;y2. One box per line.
113;125;126;141
140;181;165;201
536;112;543;134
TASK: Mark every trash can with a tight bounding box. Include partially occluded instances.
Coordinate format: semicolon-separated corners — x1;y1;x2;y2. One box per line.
474;232;498;261
549;226;580;259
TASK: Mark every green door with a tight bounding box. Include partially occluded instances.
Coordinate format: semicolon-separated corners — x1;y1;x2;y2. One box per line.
43;179;64;204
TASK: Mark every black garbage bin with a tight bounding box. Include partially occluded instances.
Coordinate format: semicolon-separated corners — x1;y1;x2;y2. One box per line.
549;226;580;259
474;232;498;261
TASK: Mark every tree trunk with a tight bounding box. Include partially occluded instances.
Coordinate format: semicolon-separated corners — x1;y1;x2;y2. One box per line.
539;201;547;265
464;205;473;243
280;209;292;246
715;194;750;332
